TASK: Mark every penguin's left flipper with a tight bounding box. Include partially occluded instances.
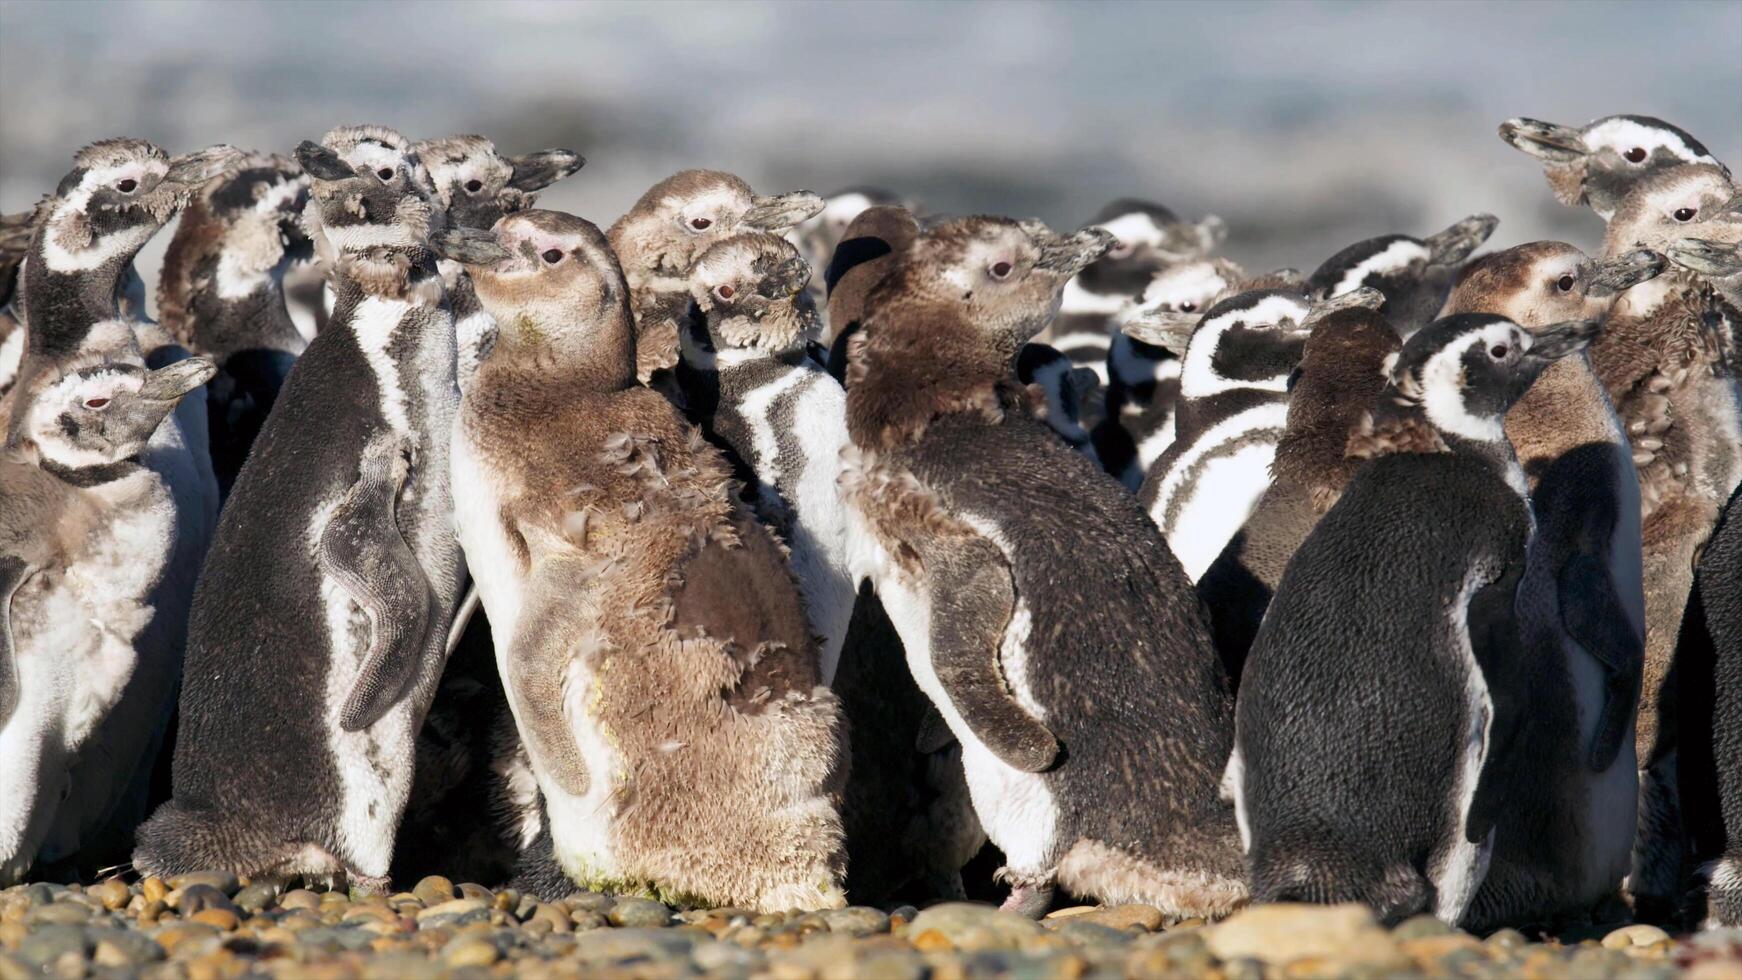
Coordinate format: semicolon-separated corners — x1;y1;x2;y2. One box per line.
0;554;26;726
1558;552;1645;772
920;533;1059;773
1463;559;1530;845
320;433;438;732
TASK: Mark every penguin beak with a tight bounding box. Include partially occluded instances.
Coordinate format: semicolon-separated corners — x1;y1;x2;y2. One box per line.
1524;319;1601;363
1309;285;1386;322
1589;249;1667;296
430;227;514;268
742;191;826;233
1422;213;1499;267
1667;238;1742;278
1037;227;1117;277
137;356;218;403
1498;118;1588;163
505;149;586;192
165;145;247;187
1117;306;1198;353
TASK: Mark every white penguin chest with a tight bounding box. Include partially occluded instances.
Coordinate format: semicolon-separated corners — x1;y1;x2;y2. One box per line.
1152;401;1289;581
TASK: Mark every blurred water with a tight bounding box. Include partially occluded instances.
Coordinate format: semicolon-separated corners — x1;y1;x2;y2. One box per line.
2;0;1738;309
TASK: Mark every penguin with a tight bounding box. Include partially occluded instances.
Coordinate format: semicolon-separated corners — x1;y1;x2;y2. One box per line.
824;204;921;382
1014;342;1101;463
1042;200;1227;441
788;187;903;325
1307;213;1499;338
433;209;847;912
606;170;823;387
0;211;31;397
1097;256;1246;488
1500;115;1729;221
1440;242;1668;928
1231;313;1601;926
675;230;857;683
154;154;312;497
1132;286;1383;583
133;125;466;892
1193;304;1401;687
841;215;1245;918
0;138;235;882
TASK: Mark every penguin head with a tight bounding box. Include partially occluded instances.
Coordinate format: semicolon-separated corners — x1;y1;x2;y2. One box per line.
607;170;824;287
1603;164;1737;261
1015;341;1097;441
28;138;242;279
792;188;901;280
197;154;315;273
430;209;631;361
8;350;215;468
886;215;1115;355
1072;199;1227;298
685;232;818;354
413;135;583;232
293;125;440;268
1382;314;1599;444
1114;257;1246;352
1500;115;1725;220
1444;241;1666;327
1308;215;1497;332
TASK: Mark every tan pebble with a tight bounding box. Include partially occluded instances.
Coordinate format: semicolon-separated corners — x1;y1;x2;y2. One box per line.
443;940;499;967
912;929;954;952
1045;905;1098;920
342;905;396;924
279;890;321;912
1685;959;1742;980
1601;924;1671;949
91;939;134;969
0;920;24;950
415;898;489;922
1071;904;1165;932
190;909;238;931
1204;904;1406;968
532;904;571;934
155;923;219;953
141;878;168;905
91;878;130;911
1402;934;1483;963
256;926;298;946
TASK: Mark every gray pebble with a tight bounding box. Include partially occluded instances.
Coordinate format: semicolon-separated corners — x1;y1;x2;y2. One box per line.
233;882;279;913
821;906;890;936
18;925;90;965
607;897;674;928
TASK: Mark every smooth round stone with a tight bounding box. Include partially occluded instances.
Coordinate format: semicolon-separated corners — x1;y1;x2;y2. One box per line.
279;890;322;912
822;907;891;937
607;897;674;928
171;872;240;897
441;938;500;967
1052;919;1133;947
22;884;58;907
411;876;454;907
493;889;521;913
456;883;493;903
1602;924;1672;949
153;922;221;955
231;882;278;913
908;903;1045;952
189;909;239;931
91;879;131;912
176;884;237;917
1393;914;1452;940
139;879;168;906
1486;928;1529;948
565;892;615;913
570;911;609;932
18;925;90;965
23;904;92;926
415;898;489;923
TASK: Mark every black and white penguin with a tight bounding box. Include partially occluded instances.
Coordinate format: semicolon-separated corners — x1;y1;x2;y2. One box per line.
435;209;847;912
606;170;822;387
1097;256;1246;488
134;125;466;891
823;204;921;381
788;187;903;326
0;137;234;882
1231;313;1601;925
842;215;1245;918
1500;114;1729;221
1307;213;1498;338
1133;286;1382;583
1442;242;1668;928
1014;342;1101;463
0;211;30;397
155;154;312;497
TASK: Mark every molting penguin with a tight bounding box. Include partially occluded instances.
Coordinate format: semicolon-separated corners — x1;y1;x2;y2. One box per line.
1592;164;1742;918
607;170;822;388
134;125;466;891
1442;241;1667;928
823;204;921;382
1307;214;1498;338
1500;115;1728;221
842;215;1245;918
436;209;847;912
1232;313;1600;925
0;138;233;882
790;187;903;326
1133;286;1382;583
1097;257;1246;488
156;154;312;497
0;211;31;397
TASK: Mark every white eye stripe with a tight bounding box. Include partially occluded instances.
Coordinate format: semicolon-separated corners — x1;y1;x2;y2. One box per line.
1584;119;1713;164
1094;212;1166;248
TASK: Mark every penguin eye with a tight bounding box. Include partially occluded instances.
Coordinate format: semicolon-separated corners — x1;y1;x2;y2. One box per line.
690;217;713;231
1624;147;1648;164
1179;301;1197;313
1106;240;1133;259
116;178;138;194
989;260;1014;280
1673;207;1697;223
1489;344;1510;360
715;284;736;301
84;397;111;410
376;168;395;182
1557;275;1576;292
464;179;484;194
541;248;564;265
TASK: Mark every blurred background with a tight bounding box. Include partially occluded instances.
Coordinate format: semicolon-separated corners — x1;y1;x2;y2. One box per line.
1;0;1738;311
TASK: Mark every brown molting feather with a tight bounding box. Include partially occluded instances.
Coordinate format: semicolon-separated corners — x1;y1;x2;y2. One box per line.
1270;308;1399;506
72;137;168;171
156;193;226;346
1344;410;1449;461
837;443;970;574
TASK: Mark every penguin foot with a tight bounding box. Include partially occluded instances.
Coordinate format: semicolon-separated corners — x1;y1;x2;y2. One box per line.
996;867;1056;918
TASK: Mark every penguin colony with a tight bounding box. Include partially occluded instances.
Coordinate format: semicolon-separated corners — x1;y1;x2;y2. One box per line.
0;112;1738;937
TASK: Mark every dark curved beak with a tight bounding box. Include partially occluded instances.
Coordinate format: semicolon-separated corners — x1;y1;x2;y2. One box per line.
165;145;246;187
1525;319;1601;362
1589;249;1666;297
1667;238;1742;278
430;226;513;267
1306;286;1386;324
1037;227;1116;276
1498;118;1588;163
1423;213;1499;267
743;191;826;232
138;356;218;402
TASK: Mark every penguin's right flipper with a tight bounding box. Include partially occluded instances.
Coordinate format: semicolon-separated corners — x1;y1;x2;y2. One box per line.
320;433;437;732
0;555;26;726
1464;559;1529;845
920;534;1058;773
1558;552;1645;772
503;557;593;797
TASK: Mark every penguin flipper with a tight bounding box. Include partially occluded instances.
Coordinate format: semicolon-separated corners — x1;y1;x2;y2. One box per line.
1463;559;1529;845
0;554;26;726
503;557;593;797
1558;552;1645;772
919;534;1058;772
914;704;956;754
319;433;437;732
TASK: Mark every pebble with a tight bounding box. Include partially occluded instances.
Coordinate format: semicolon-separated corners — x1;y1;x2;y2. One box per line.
606;896;674;928
171;872;240;896
910;903;1046;952
91;879;130;911
1204;903;1407;969
1604;923;1673;949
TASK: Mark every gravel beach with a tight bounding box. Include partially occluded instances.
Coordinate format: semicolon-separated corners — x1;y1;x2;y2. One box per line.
4;875;1740;978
